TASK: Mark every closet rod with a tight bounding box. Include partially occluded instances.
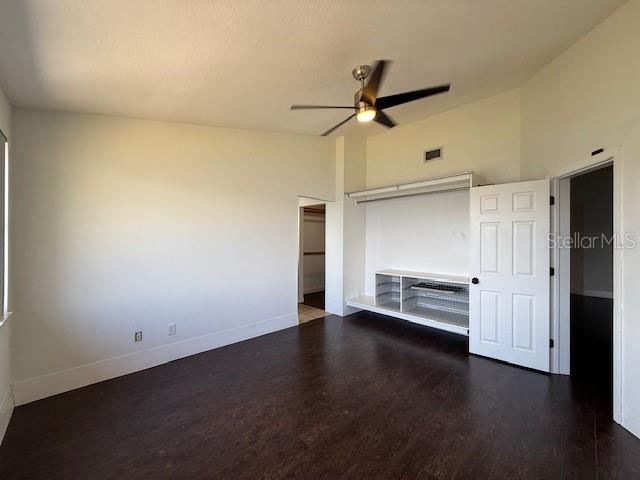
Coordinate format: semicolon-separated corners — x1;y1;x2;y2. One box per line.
355;186;469;204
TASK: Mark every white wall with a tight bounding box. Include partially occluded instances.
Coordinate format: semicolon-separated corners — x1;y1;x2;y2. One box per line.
366;89;521;187
0;85;12;443
519;0;640;438
10;108;335;404
342;135;367;305
520;0;640;180
325;135;367;316
364;191;470;296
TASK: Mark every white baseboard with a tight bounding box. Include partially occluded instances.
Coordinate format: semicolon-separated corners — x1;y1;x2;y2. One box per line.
12;312;298;406
0;388;14;445
325;300;344;316
624;404;640;440
324;301;361;317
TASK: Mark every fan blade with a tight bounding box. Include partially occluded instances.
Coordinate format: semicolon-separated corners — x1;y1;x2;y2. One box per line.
291;105;353;110
362;60;390;104
321;114;356;136
375;110;396;129
376;84;450;110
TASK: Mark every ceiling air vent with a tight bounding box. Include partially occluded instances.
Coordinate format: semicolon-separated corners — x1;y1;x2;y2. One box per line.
424;147;443;163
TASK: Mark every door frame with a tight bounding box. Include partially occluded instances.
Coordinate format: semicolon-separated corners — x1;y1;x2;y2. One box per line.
548;148;623;424
297;196;330;307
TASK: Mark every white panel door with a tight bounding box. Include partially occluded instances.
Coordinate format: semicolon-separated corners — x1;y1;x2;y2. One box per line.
469;180;550;371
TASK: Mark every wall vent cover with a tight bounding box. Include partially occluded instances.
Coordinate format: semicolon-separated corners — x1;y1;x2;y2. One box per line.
424;147;443;162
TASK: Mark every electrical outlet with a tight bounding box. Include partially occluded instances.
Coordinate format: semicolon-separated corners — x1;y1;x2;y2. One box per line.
134;331;143;342
168;323;176;336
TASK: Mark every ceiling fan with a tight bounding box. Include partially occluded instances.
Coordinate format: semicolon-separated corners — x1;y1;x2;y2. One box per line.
290;60;450;136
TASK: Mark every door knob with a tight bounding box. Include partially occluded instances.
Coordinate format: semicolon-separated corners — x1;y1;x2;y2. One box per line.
471;277;479;284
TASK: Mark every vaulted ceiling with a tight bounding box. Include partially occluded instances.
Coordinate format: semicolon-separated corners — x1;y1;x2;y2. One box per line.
0;0;626;136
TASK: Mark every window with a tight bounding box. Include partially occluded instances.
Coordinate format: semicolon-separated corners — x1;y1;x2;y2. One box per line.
0;129;7;324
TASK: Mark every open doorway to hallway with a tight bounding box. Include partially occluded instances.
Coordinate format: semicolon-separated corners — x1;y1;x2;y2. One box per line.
298;204;328;324
569;165;614;408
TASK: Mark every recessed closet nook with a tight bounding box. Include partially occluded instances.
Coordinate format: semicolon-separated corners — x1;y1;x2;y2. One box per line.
345;172;551;372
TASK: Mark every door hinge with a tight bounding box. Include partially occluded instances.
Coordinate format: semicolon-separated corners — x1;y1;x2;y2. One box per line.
550;339;555;348
550;267;555;276
550;195;555;206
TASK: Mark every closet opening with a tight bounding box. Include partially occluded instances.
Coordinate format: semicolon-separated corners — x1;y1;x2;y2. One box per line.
297;203;328;324
569;165;614;404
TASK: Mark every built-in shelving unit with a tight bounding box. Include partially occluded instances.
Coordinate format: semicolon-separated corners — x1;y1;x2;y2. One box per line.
375;272;401;311
347;270;470;336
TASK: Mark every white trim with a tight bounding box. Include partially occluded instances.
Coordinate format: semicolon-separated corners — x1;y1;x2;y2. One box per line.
549;151;623;425
297;196;330;310
613;146;624;425
546;150;613;179
625;405;640;439
324;300;360;317
550;178;562;374
0;388;14;445
325;300;344;316
2;138;8;316
12;312;298;406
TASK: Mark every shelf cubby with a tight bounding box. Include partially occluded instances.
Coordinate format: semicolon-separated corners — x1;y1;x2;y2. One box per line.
348;270;470;336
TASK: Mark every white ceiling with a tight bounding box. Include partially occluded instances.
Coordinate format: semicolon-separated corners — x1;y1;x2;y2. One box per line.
0;0;626;136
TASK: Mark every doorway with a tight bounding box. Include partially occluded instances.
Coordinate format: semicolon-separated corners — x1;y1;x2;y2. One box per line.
569;165;614;402
297;203;328;324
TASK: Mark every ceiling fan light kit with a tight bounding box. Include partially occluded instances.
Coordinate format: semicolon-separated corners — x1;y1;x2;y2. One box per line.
290;60;450;136
356;103;376;122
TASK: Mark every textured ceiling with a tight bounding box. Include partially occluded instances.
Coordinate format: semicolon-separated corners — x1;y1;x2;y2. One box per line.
0;0;626;136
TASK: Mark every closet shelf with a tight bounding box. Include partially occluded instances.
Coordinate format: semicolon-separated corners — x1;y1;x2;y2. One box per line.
346;296;468;336
378;269;469;285
346;172;481;204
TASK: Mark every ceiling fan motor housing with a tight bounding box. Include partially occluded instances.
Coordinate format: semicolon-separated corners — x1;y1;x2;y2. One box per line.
355;101;371;114
354;89;369;106
352;64;372;82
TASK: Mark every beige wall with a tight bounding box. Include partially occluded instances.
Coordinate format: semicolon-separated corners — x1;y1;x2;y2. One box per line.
10;108;335;403
325;135;367;315
0;85;11;441
520;0;640;179
366;89;521;187
519;0;640;438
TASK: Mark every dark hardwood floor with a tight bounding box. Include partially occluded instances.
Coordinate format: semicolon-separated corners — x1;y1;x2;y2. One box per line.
571;294;613;381
1;311;639;479
303;290;325;310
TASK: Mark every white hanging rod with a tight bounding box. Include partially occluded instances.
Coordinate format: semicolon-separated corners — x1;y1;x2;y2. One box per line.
346;171;474;198
346;171;478;204
354;186;469;204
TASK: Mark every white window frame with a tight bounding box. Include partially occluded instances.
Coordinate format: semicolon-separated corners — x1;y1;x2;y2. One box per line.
0;129;9;326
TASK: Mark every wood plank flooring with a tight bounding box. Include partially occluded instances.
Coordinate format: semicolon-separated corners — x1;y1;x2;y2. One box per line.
1;311;639;479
